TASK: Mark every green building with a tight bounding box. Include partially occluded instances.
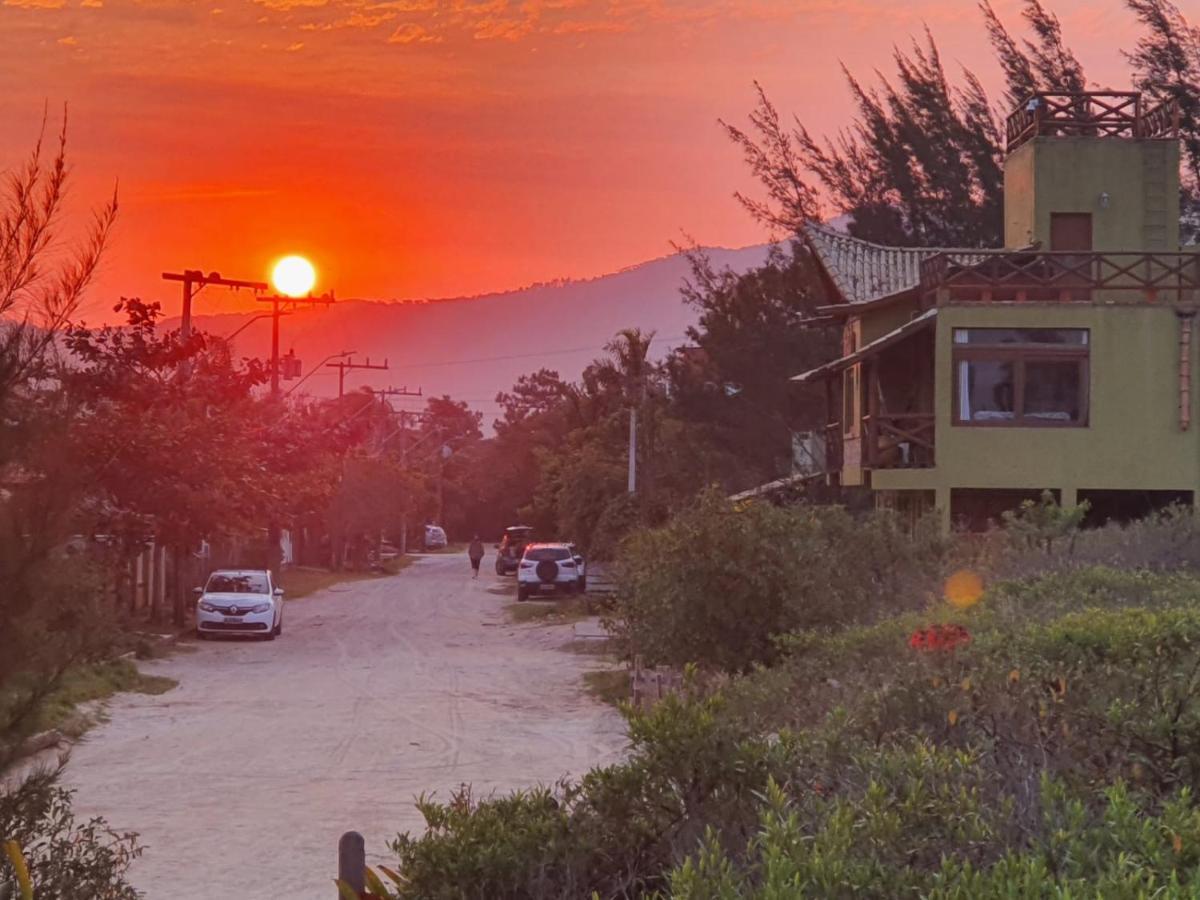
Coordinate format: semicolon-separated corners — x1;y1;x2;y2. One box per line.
792;92;1200;530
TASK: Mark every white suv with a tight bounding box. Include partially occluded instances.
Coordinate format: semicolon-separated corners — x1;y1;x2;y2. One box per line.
195;569;284;640
517;543;586;601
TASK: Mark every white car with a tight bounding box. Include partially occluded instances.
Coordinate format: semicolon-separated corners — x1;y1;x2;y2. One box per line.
516;543;586;601
424;525;448;550
195;569;284;640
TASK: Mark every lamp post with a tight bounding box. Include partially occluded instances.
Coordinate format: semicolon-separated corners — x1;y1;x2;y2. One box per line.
284;350;355;398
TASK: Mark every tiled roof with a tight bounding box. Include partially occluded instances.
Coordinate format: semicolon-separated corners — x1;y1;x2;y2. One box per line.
802;223;950;305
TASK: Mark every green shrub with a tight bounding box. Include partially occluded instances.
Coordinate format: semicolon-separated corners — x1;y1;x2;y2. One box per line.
0;771;140;900
385;689;791;899
668;765;1200;899
614;489;945;671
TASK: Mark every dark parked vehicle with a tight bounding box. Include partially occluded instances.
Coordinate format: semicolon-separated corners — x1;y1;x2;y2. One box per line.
495;526;534;575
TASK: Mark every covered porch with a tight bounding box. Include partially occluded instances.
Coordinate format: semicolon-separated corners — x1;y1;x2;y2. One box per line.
793;310;937;483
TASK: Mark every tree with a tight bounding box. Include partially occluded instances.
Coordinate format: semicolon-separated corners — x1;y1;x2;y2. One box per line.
1125;0;1200;243
668;243;837;492
0;118;118;757
725;0;1199;247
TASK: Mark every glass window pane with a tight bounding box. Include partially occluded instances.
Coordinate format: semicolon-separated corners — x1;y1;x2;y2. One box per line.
953;328;1087;346
959;360;1015;422
1024;361;1082;422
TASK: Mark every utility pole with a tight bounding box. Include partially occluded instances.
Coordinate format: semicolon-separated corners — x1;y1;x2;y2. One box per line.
627;407;637;494
257;292;335;397
162;270;268;377
328;356;389;398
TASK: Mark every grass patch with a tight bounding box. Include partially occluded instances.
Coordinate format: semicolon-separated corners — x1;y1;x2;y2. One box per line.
583;668;629;707
507;597;592;624
281;557;414;600
10;659;178;741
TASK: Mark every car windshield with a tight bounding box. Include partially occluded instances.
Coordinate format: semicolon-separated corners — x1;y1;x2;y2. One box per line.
206;573;269;594
525;547;571;561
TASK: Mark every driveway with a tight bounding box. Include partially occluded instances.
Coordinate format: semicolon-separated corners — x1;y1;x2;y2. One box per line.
63;554;627;898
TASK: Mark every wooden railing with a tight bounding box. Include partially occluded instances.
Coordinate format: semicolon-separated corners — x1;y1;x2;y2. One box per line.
921;250;1200;305
1006;92;1179;150
865;413;935;469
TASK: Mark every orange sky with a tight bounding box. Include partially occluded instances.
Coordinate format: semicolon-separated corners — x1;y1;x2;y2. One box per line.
0;0;1134;322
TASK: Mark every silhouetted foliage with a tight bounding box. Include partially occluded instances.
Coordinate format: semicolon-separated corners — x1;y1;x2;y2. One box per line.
726;0;1200;247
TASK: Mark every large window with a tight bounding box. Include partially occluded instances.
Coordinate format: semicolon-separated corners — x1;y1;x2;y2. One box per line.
953;328;1088;426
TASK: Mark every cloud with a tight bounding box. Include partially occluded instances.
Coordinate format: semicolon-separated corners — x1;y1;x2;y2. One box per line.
387;21;441;43
286;40;304;49
56;33;78;43
472;15;532;40
552;18;629;34
80;0;103;7
3;0;68;8
253;0;328;9
129;186;280;203
370;0;436;9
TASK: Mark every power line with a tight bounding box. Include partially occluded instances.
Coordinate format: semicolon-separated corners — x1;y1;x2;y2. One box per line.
381;335;689;371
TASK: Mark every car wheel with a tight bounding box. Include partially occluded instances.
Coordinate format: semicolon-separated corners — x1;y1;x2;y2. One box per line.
196;628;208;641
579;576;587;593
274;618;283;637
517;584;529;602
264;628;276;641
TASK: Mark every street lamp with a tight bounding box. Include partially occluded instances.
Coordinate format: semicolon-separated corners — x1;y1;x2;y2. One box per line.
223;311;289;343
284;350;355;398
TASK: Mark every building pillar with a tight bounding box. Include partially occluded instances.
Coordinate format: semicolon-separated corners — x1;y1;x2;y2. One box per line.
1061;486;1078;509
935;486;951;532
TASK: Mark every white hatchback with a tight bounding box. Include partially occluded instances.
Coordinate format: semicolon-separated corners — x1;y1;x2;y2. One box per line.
195;569;284;641
516;543;586;601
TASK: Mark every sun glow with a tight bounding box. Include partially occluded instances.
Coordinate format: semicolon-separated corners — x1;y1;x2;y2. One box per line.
272;255;316;297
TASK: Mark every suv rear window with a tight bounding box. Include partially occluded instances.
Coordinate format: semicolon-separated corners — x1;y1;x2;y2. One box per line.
525;548;571;561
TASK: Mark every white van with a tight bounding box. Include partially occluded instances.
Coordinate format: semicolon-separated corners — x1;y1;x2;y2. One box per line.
424;524;448;550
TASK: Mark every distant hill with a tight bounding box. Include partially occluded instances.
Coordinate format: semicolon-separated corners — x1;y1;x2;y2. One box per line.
182;244;772;423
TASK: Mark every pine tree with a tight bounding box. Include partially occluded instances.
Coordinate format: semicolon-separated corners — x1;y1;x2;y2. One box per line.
1125;0;1200;243
726;0;1200;247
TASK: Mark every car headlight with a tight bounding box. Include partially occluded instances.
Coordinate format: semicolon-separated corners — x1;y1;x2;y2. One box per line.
250;602;272;614
199;601;219;613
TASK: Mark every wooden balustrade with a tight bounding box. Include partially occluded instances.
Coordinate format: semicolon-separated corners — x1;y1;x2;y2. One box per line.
864;413;935;469
921;250;1200;306
1006;92;1178;150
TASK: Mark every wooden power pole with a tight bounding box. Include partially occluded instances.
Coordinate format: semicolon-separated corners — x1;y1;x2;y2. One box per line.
327;356;389;398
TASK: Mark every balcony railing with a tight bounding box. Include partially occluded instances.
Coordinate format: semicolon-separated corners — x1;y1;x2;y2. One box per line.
824;415;935;473
1006;92;1179;150
865;413;935;470
921;250;1200;305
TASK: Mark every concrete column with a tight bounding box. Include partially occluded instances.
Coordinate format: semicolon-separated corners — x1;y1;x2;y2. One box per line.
935;486;952;532
1061;486;1078;509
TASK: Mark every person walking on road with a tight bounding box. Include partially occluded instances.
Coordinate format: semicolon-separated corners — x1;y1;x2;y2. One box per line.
468;536;485;578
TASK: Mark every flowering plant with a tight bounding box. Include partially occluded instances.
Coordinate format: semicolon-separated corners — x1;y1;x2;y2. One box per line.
908;623;971;653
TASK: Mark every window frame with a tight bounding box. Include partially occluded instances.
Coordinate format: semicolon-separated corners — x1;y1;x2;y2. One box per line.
951;329;1090;428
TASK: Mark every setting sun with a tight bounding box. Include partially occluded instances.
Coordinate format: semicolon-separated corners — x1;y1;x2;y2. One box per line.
272;255;316;298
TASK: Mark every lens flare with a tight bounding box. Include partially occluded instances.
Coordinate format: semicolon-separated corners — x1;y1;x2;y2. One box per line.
272;255;316;297
944;569;984;609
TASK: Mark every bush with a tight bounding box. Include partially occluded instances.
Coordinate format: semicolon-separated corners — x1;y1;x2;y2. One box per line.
355;522;1200;899
613;488;945;671
0;770;140;900
384;688;791;899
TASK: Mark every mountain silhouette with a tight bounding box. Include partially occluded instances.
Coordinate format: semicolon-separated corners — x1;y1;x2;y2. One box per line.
181;244;771;423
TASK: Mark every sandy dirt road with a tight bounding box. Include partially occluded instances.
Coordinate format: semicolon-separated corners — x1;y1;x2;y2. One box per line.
62;554;627;898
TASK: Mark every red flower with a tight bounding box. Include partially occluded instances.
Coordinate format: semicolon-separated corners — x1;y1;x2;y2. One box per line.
909;623;971;654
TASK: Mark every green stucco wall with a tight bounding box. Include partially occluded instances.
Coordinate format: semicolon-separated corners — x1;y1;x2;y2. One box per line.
871;303;1200;526
1004;138;1181;251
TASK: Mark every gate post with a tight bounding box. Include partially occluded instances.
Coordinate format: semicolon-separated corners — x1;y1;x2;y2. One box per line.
337;831;365;897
